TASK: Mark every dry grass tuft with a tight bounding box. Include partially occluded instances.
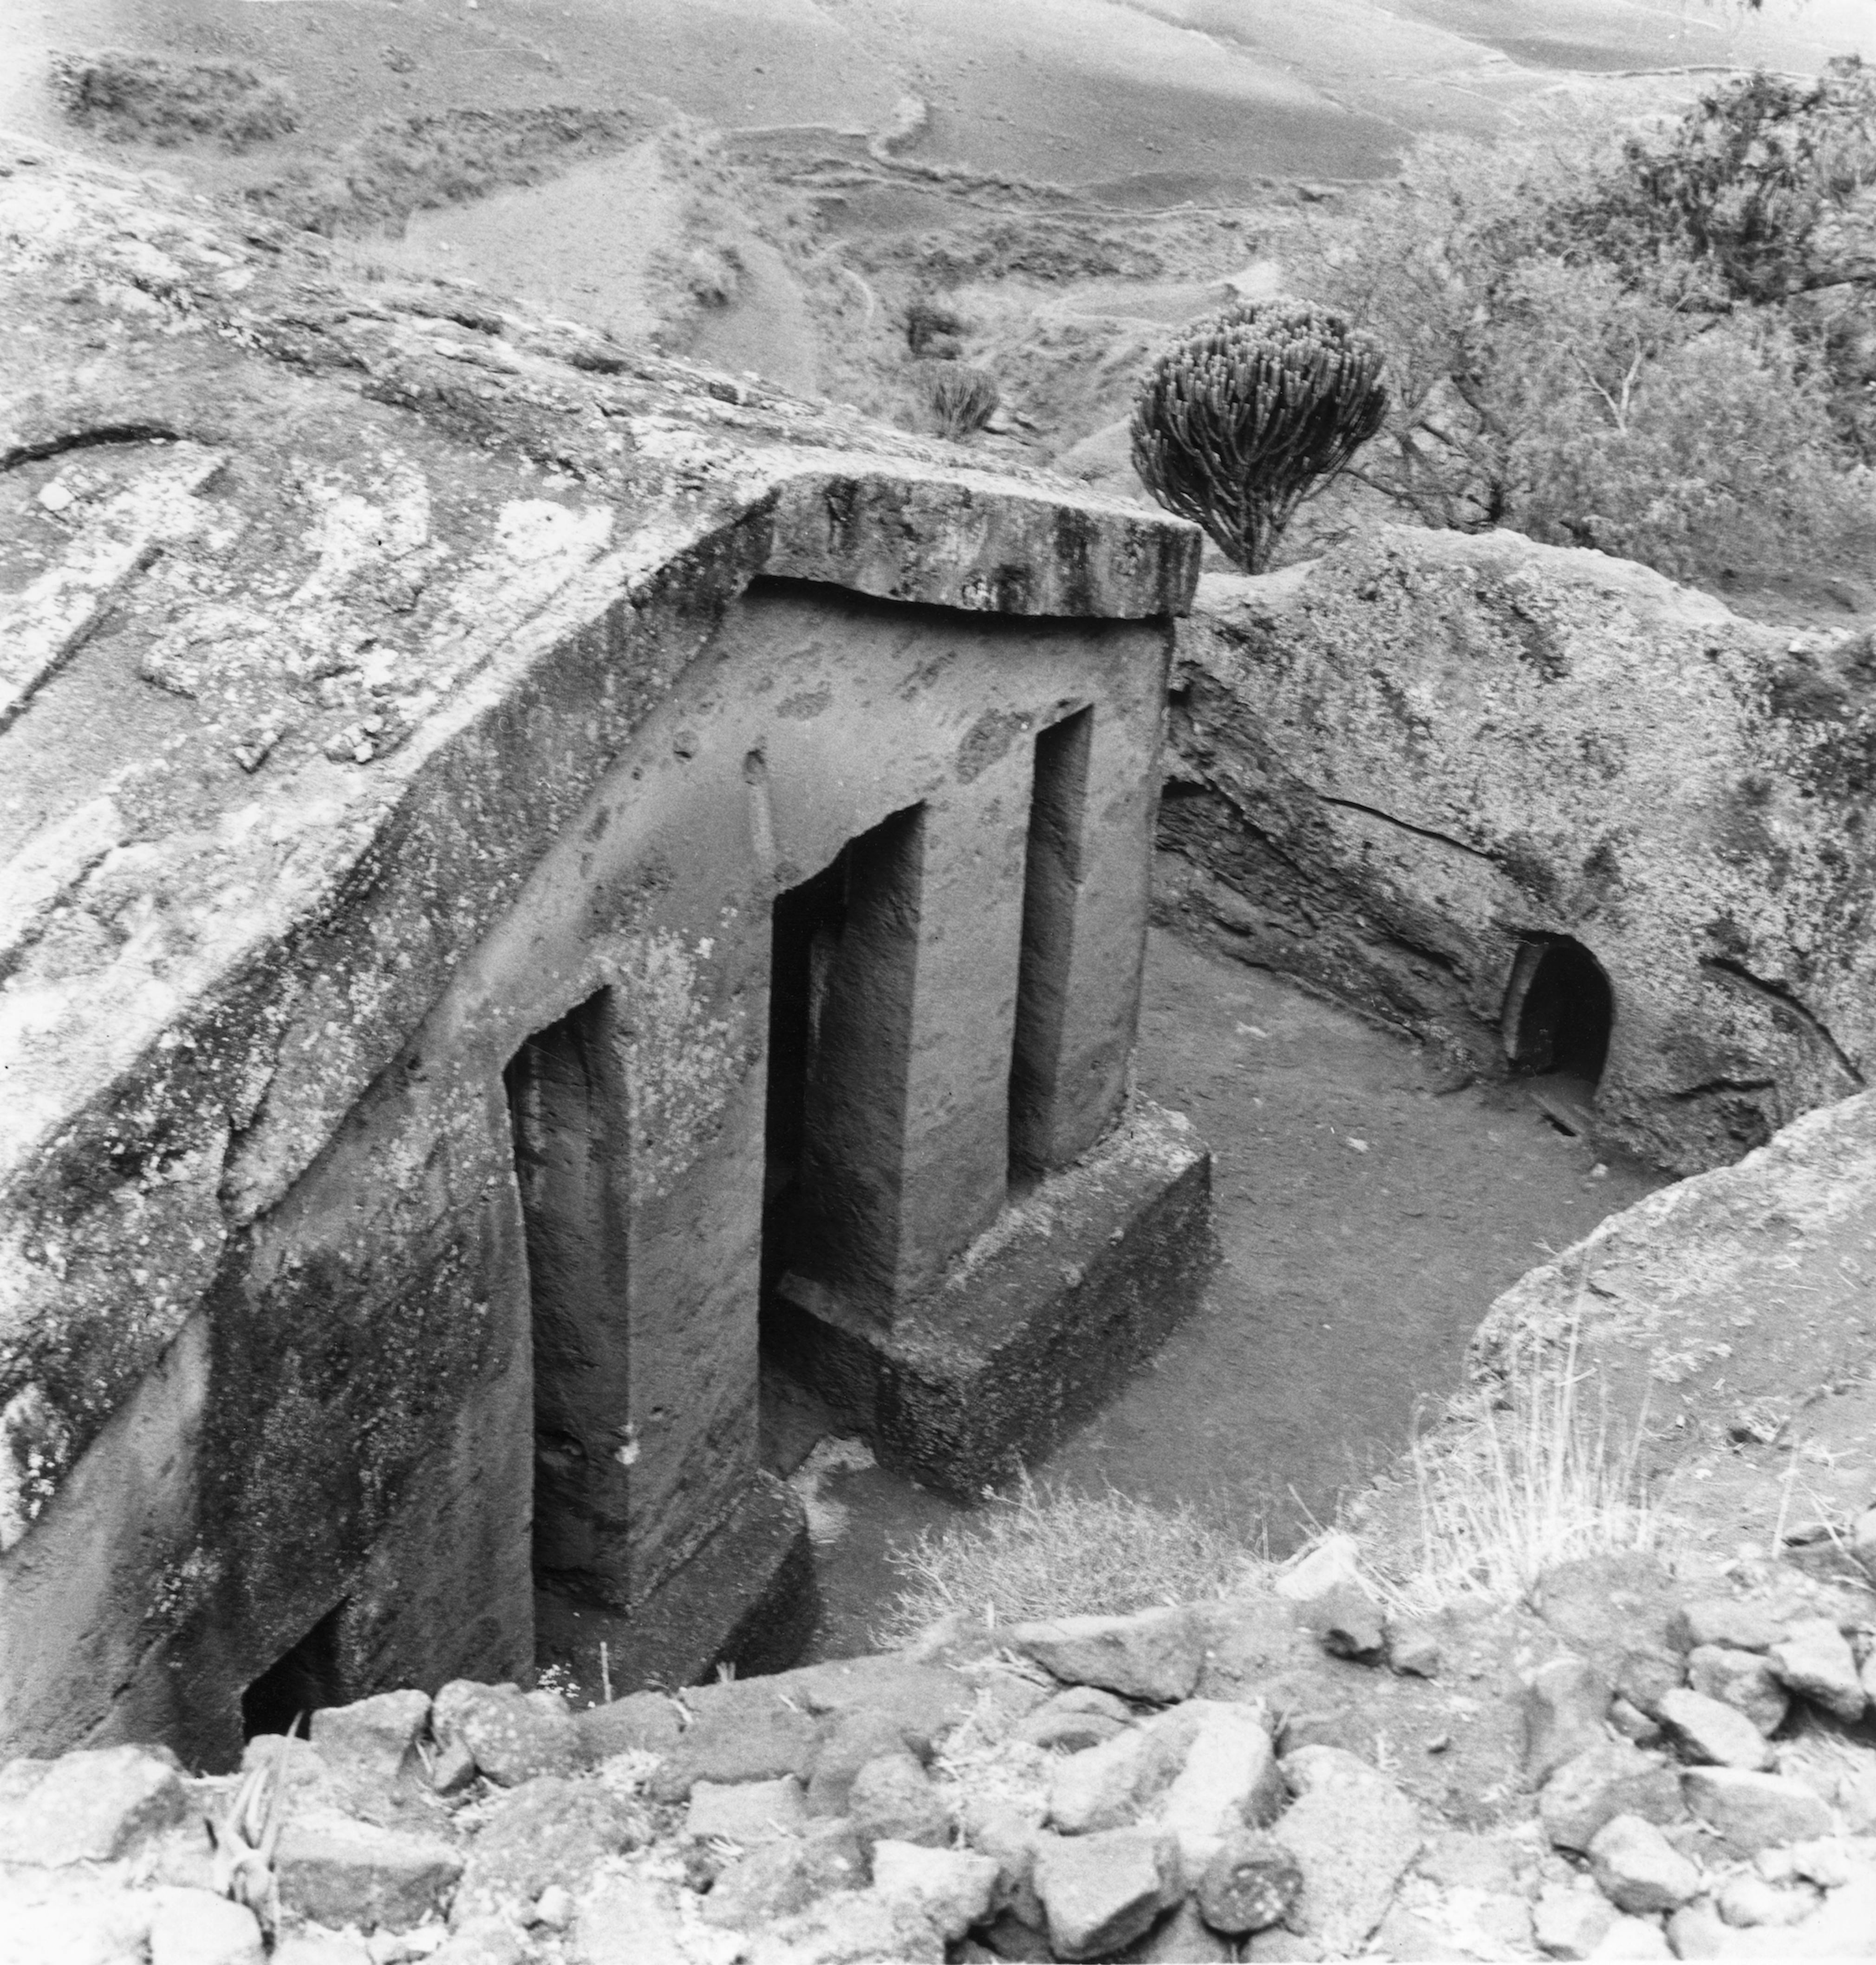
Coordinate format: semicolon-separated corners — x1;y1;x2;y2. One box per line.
876;1472;1265;1647
1374;1306;1655;1616
925;361;1000;439
881;1311;1655;1643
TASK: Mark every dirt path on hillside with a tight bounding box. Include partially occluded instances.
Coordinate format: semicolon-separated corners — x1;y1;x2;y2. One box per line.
796;925;1667;1657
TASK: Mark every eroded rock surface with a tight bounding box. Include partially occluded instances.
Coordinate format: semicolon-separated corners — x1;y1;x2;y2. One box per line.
1160;537;1876;1176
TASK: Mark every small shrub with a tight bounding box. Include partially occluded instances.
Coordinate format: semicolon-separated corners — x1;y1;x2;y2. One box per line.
906;295;968;356
1503;272;1868;581
685;244;742;308
876;1473;1264;1646
1620;56;1876;304
1131;300;1387;573
926;362;1000;440
1300;121;1634;534
49;51;298;151
1303;106;1876;576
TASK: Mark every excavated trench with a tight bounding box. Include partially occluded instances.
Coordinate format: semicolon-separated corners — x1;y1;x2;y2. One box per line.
762;924;1668;1660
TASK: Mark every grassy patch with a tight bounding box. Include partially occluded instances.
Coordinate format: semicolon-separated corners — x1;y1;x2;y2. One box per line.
877;1316;1655;1643
1373;1308;1655;1616
50;51;298;152
876;1473;1265;1646
245;107;639;237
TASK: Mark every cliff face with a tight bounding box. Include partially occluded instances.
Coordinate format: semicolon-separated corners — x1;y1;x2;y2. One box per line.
1159;528;1876;1176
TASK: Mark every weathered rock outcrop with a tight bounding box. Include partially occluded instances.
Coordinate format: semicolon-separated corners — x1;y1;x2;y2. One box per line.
1159;531;1876;1173
0;138;1192;1541
1467;1086;1876;1453
0;140;1203;1763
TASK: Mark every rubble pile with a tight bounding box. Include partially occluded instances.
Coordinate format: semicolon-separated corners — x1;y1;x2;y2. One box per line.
4;1511;1874;1965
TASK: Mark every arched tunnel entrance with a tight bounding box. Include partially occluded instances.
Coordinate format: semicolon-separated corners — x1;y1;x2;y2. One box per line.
1503;935;1615;1087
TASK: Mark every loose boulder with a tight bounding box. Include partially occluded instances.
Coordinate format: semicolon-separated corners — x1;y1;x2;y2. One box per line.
1384;1620;1442;1679
452;1775;643;1923
573;1872;694;1965
275;1810;464;1932
0;1867;163;1965
1769;1618;1867;1723
1032;1825;1183;1961
309;1691;431;1791
1008;1608;1205;1704
148;1890;265;1965
870;1840;1000;1940
647;1679;821;1803
805;1708;928;1817
1522;1655;1610;1785
686;1776;808;1846
0;1745;186;1865
1715;1873;1823;1927
272;1936;374;1965
1586;1813;1700;1915
1048;1707;1200;1835
847;1751;951;1851
1532;1881;1617;1959
1271;1746;1421;1956
1159;1702;1283;1874
1655;1688;1774;1771
574;1691;685;1762
1539;1739;1685;1854
1298;1578;1383;1660
1669;1601;1786;1655
432;1682;586;1789
702;1819;867;1932
1681;1767;1834;1854
1130;1899;1235;1961
1586;1912;1674;1958
749;1887;945;1965
1193;1827;1303;1935
1685;1646;1789;1736
1014;1689;1135;1754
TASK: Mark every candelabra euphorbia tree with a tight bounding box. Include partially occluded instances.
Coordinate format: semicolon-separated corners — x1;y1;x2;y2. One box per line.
1131;300;1388;573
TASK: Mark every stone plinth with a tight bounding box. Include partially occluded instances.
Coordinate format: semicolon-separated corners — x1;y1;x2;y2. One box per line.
766;1100;1213;1497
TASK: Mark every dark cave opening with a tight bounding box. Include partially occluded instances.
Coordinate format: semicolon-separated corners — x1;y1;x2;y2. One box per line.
1505;935;1615;1087
241;1598;345;1740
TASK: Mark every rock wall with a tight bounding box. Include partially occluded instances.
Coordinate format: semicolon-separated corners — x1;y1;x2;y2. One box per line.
1158;529;1876;1174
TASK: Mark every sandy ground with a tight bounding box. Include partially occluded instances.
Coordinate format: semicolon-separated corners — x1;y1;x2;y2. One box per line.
791;926;1666;1659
